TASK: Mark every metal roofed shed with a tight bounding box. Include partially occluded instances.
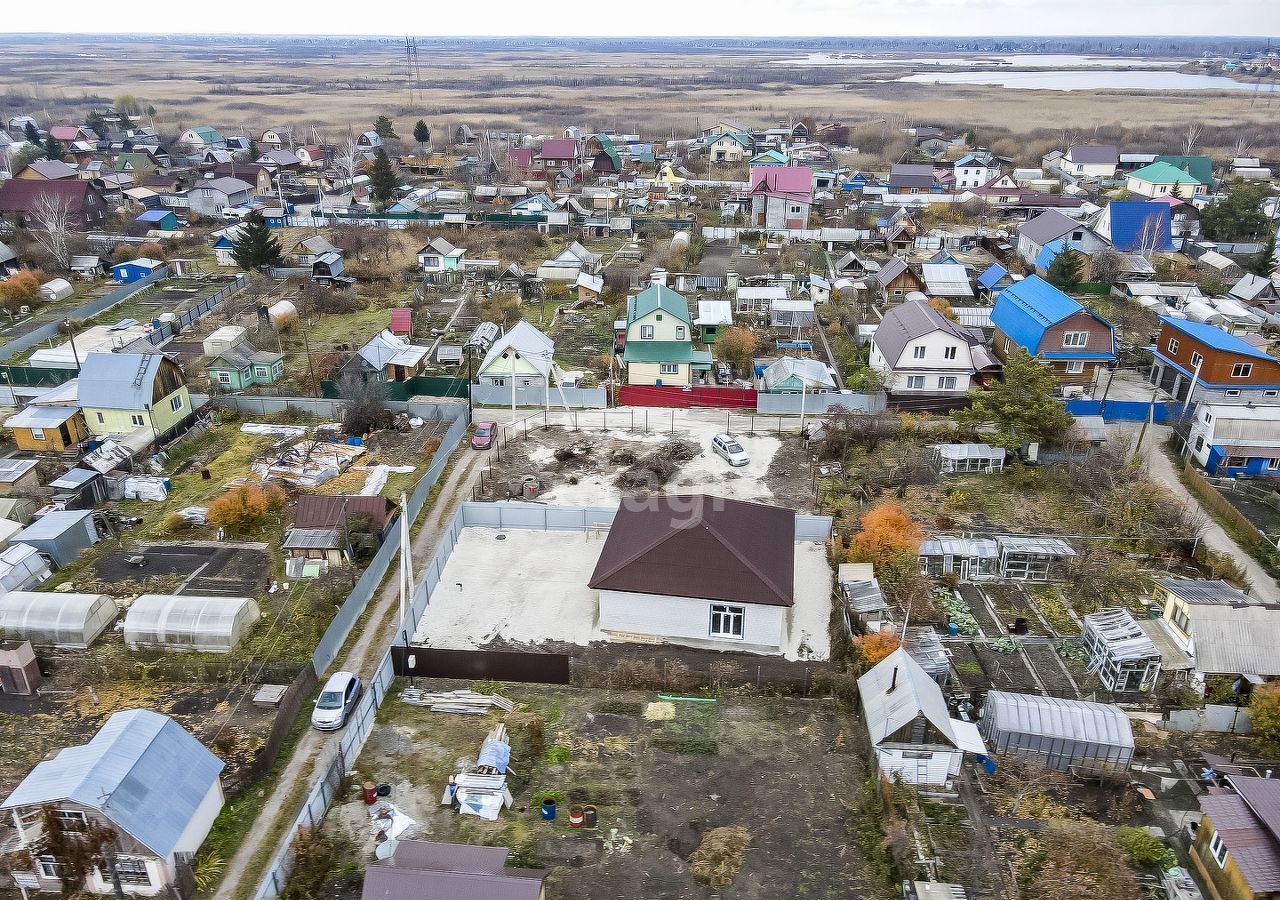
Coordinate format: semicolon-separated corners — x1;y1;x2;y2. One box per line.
14;508;100;568
0;591;117;649
904;627;951;686
123;594;261;653
838;562;888;633
979;691;1134;774
931;443;1006;475
1081;608;1161;692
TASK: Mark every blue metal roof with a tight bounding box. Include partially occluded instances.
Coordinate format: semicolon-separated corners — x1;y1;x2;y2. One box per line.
977;263;1008;290
135;210;172;223
992;275;1106;356
1;709;223;858
1106;201;1175;252
1035;238;1069;271
1160;317;1275;361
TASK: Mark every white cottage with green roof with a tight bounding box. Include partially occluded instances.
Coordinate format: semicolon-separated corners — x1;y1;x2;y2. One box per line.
1125;160;1208;199
622;284;711;387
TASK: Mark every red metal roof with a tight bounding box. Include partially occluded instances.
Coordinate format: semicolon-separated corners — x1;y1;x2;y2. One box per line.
294;494;398;533
389;308;412;334
749;166;812;197
539;139;577;160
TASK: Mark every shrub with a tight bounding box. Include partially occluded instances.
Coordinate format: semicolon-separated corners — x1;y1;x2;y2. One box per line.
206;483;287;533
544;746;571;764
162;512;191;533
1117;826;1173;870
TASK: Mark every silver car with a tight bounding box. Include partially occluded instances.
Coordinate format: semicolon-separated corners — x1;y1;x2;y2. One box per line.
311;671;363;731
712;433;750;467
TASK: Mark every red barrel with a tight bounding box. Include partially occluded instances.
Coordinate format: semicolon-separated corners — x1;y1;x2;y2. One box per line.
362;782;377;805
568;806;585;827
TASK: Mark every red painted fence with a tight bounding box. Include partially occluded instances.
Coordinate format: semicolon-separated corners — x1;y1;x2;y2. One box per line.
618;385;758;409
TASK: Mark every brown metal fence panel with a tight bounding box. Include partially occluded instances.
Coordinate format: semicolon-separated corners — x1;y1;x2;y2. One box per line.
392;645;571;683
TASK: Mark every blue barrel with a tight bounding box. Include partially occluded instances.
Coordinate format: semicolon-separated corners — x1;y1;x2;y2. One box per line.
540;800;557;821
947;622;960;636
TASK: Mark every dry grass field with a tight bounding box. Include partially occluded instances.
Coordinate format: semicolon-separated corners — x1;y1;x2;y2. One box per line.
3;36;1277;154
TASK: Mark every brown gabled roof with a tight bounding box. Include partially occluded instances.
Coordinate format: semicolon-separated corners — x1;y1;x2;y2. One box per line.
0;178;102;216
294;494;398;532
588;494;795;607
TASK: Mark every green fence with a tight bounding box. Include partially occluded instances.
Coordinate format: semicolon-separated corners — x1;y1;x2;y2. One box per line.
321;375;470;401
0;365;80;386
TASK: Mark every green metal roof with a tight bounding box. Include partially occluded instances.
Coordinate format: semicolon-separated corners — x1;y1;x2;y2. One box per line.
627;283;691;324
624;341;701;364
1130;160;1204;185
1153;155;1213;185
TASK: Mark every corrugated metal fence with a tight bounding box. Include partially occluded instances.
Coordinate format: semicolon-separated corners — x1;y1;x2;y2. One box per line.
250;498;830;900
0;265;171;361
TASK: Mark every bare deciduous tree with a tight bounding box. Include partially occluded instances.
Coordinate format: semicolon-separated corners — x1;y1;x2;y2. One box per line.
1183;122;1203;155
29;192;74;270
335;136;361;191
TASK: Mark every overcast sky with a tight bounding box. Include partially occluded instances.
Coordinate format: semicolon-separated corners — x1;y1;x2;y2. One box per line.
6;0;1280;37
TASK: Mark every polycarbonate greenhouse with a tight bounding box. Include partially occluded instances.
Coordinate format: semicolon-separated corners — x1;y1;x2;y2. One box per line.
979;690;1134;775
123;594;261;653
0;591;118;649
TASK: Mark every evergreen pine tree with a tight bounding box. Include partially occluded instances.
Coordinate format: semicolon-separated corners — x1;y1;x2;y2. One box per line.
86;111;107;138
373;115;398;140
23;121;38;144
368;148;398;207
44;137;64;161
230;211;283;271
413;120;430;151
1046;249;1083;289
1249;232;1277;278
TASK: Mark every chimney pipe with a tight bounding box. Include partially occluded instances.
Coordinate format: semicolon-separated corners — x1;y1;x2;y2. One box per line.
888;666;898;694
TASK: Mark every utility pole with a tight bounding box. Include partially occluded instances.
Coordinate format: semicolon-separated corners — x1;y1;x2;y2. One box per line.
301;329;317;397
1133;385;1161;462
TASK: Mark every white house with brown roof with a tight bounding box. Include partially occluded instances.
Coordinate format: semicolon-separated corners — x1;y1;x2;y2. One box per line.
870;298;999;398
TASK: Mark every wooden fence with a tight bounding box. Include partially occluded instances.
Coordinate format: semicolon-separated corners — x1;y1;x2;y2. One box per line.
1182;462;1269;546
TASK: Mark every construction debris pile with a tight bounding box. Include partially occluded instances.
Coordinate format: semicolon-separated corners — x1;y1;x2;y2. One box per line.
251;439;365;487
401;688;515;715
441;724;514;821
615;439;700;490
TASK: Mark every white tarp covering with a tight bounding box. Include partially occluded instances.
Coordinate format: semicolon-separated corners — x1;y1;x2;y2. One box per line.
122;476;168;501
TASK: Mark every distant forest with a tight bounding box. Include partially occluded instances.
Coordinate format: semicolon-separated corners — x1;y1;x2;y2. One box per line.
6;34;1278;57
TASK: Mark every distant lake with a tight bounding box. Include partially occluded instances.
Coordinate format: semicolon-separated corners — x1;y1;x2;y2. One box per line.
897;69;1261;91
778;53;1183;69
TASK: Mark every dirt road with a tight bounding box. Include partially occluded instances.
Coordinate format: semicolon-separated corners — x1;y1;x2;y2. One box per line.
1128;422;1280;604
213;450;485;900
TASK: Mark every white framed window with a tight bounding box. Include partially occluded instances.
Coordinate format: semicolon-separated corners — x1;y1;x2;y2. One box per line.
1190;351;1203;369
38;856;60;878
1204;411;1213;424
30;428;45;441
943;346;957;360
1062;331;1088;348
709;604;744;639
1225;389;1241;397
641;325;654;339
54;810;86;831
1003;338;1011;353
1065;361;1085;374
170;394;183;412
1232;363;1253;378
659;363;678;375
254;366;268;377
906;375;926;390
107;858;150;887
912;345;926;360
1270;459;1280;470
1209;831;1228;867
1266;390;1279;397
938;376;957;390
96;412;104;424
1167;338;1180;355
130;414;144;427
217;372;232;385
675;325;686;340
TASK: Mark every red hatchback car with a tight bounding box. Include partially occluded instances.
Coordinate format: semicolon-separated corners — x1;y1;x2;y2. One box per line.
471;422;497;449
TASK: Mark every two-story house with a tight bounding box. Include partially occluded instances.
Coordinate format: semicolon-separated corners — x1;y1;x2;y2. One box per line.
870;298;1001;400
1193;775;1280;900
183;176;253;218
476;321;555;389
536;138;578;172
1016;209;1082;267
77;352;193;444
749;166;812;230
621;283;711;387
707;132;752;163
1187;402;1280;476
1151;317;1280;405
888;163;937;195
0;709;224;897
1060;143;1119;179
1092;200;1176;254
952;152;1004;190
1125;160;1210;199
991;276;1116;386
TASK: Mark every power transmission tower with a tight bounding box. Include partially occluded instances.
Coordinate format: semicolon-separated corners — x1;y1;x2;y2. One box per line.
404;37;422;106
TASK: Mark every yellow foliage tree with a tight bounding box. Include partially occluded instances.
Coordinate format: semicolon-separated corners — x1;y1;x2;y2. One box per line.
716;326;759;374
852;631;902;668
927;298;957;320
847;503;923;574
207;484;286;533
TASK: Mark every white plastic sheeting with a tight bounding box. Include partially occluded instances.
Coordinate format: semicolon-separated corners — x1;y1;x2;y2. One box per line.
0;591;118;649
123;594;261;653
